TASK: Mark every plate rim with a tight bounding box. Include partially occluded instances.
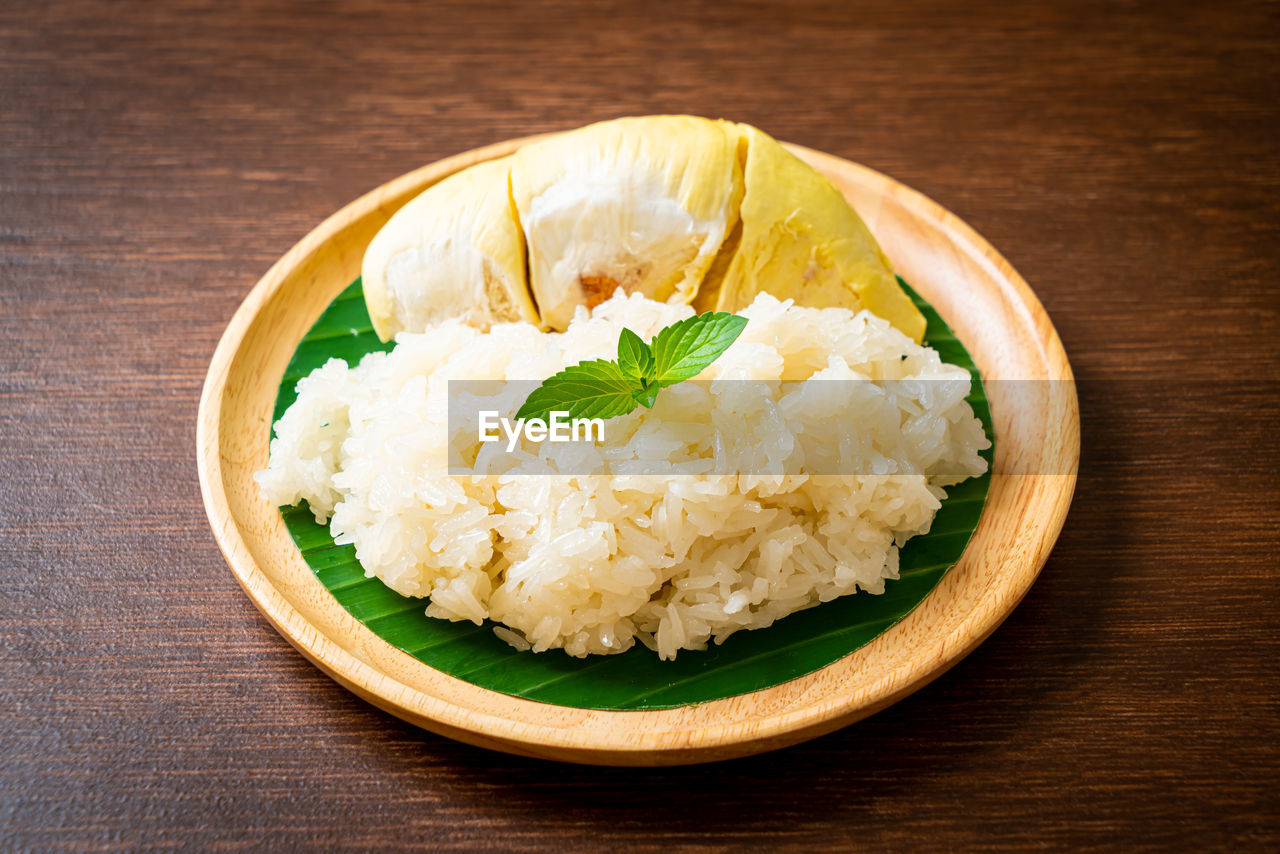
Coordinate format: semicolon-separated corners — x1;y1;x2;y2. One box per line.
197;131;1079;765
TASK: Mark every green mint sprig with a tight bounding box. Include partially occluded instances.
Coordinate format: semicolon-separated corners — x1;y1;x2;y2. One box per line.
515;312;748;423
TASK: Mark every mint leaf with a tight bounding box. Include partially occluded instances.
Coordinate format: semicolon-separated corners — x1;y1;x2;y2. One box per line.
651;312;749;386
514;312;748;426
617;327;655;383
630;383;658;408
514;359;639;422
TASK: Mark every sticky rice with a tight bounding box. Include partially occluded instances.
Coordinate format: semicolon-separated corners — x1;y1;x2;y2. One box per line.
256;291;988;659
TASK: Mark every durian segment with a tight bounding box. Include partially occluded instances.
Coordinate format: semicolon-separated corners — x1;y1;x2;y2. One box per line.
695;124;926;343
361;156;537;341
510;115;744;330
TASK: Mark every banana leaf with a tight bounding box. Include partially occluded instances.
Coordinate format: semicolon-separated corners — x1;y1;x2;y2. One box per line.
272;278;992;710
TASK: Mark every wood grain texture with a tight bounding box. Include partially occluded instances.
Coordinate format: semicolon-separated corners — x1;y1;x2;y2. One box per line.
2;0;1277;848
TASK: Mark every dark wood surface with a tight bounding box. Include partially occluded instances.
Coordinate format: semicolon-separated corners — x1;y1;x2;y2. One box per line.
3;0;1277;849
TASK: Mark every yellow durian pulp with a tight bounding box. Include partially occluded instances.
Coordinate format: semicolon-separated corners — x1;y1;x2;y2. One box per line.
695;124;926;343
510;115;744;330
359;116;924;343
361;156;536;340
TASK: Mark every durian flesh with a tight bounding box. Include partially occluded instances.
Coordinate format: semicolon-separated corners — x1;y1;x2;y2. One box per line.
360;116;924;343
360;155;537;340
510;116;744;330
694;123;925;341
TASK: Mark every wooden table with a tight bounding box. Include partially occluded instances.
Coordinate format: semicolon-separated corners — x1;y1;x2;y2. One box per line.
3;1;1276;849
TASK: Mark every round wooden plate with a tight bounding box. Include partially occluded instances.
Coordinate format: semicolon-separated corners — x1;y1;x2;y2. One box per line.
197;133;1079;766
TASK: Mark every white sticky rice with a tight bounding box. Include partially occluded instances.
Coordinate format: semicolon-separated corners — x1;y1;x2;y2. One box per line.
256;292;989;659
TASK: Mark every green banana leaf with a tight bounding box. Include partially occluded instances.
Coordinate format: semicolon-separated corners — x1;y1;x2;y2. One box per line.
271;278;992;710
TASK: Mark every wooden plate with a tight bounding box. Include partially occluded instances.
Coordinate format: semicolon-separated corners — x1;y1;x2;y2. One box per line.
197;133;1079;765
